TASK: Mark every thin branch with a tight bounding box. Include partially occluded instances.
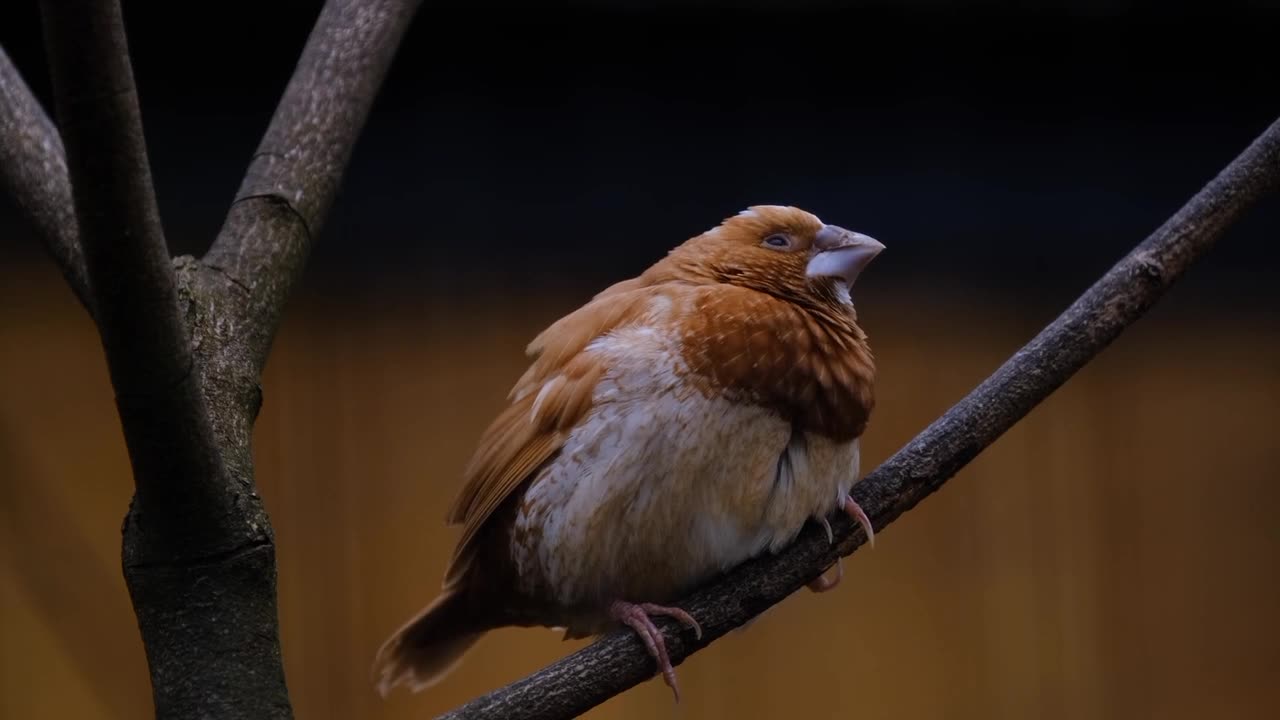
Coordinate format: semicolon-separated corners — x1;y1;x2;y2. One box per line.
39;0;182;397
0;45;91;314
38;0;231;526
435;117;1280;720
203;0;422;370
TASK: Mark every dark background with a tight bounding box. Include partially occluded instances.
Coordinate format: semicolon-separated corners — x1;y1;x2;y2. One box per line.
2;1;1278;308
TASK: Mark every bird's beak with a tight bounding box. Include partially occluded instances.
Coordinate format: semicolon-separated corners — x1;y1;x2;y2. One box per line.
806;225;885;285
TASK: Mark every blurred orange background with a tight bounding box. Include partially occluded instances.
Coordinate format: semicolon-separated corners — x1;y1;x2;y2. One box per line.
3;256;1277;719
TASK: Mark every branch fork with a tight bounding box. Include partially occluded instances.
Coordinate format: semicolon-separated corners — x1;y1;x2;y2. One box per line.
1;1;422;717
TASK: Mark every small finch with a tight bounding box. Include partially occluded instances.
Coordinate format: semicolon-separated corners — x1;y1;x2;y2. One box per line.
374;205;883;701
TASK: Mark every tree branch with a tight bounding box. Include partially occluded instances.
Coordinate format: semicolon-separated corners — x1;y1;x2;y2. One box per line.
15;2;418;717
37;4;291;717
0;45;91;314
117;2;418;715
38;0;227;505
203;0;422;370
435;117;1280;720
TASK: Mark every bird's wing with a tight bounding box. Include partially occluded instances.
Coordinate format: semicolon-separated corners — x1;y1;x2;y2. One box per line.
441;283;661;583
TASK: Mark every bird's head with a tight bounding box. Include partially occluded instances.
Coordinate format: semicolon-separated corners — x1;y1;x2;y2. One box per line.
663;205;885;309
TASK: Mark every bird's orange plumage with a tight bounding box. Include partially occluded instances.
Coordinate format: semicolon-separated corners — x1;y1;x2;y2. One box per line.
374;205;884;700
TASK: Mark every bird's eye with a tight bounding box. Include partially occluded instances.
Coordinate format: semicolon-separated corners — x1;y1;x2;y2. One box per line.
762;234;791;249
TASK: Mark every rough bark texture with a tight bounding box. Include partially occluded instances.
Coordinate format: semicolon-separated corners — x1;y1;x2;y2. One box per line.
6;1;422;718
433;118;1280;720
204;0;420;371
0;46;90;313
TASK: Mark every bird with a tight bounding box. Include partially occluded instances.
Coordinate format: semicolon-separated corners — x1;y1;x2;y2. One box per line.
373;204;883;702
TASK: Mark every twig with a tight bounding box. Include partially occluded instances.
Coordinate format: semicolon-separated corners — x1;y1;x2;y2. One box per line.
203;0;422;370
435;117;1280;720
0;45;91;314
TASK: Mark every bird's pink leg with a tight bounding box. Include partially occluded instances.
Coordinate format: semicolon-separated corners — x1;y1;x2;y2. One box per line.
609;600;703;702
806;494;875;593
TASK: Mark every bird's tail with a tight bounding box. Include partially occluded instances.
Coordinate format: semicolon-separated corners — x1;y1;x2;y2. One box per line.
372;588;483;697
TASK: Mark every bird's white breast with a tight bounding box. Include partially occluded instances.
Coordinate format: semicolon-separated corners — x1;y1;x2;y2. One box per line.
511;311;859;629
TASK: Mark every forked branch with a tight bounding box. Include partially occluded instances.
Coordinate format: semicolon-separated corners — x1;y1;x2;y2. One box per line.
435;117;1280;720
7;2;423;717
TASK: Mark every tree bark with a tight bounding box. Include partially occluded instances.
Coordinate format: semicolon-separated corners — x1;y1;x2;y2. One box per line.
6;0;422;717
0;46;90;313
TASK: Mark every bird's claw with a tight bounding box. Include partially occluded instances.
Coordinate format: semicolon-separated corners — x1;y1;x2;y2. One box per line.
807;555;844;593
609;600;702;702
808;515;842;592
841;493;875;548
818;515;834;544
807;493;874;593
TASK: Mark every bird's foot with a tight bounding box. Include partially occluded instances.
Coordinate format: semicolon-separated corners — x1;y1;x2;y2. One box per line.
807;555;845;593
817;515;834;544
841;492;875;548
806;493;874;593
609;600;703;702
807;516;844;592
